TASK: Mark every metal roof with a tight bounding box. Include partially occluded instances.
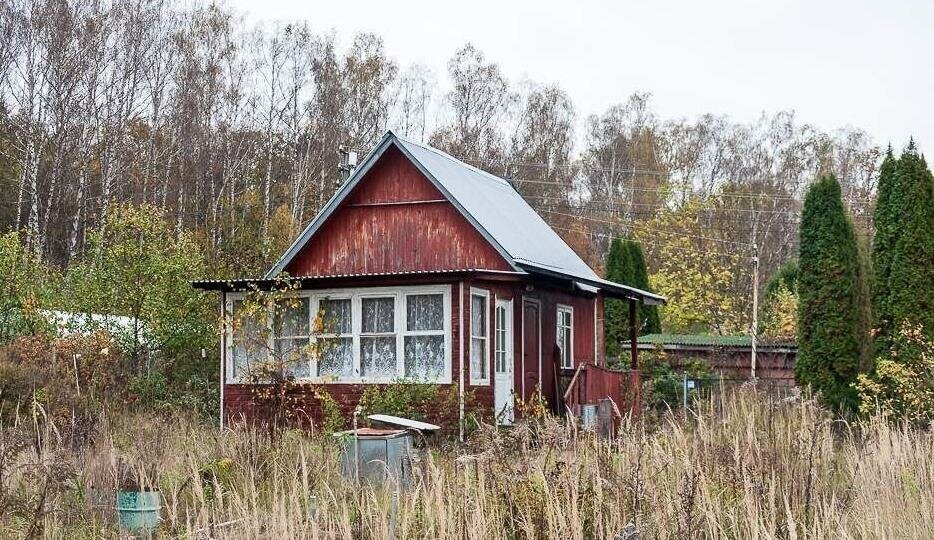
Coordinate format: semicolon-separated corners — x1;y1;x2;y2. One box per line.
263;130;665;305
192;268;521;291
393;136;601;281
629;333;797;350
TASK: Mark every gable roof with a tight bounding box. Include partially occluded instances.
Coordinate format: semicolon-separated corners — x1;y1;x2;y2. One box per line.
266;131;664;305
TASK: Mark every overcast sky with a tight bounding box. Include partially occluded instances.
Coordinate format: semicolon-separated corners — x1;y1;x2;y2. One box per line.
230;0;933;153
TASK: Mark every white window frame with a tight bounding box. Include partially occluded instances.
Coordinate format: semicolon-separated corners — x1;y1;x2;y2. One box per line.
315;294;354;379
273;296;312;378
402;291;448;381
494;299;512;375
557;304;574;369
469;287;491;385
224;296;276;381
225;285;452;384
357;292;400;379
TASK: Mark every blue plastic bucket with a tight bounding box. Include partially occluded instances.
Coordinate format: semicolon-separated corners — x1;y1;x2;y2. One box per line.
116;490;161;534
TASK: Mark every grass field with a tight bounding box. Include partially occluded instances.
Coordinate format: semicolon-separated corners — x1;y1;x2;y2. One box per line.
1;387;932;538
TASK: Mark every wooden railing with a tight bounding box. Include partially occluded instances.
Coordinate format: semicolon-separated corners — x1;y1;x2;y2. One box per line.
563;362;641;420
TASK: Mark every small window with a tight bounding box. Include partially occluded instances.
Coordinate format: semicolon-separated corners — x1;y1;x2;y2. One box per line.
494;303;509;374
470;290;490;384
557;305;573;369
360;296;397;378
230;297;266;380
273;297;311;377
403;293;445;380
316;298;353;378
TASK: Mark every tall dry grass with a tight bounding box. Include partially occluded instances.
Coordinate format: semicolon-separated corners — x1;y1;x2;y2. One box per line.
1;387;932;538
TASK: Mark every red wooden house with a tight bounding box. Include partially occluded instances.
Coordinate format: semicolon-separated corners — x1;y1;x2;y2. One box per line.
193;131;663;435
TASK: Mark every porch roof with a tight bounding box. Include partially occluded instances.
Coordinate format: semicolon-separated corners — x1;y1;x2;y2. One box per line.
190;268;524;292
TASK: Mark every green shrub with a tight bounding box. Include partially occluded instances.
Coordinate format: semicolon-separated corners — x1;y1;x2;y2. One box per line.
856;322;934;426
638;349;713;411
359;380;447;421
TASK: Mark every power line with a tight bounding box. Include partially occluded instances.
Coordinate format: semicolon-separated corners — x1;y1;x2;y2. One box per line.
540;209;757;249
546;222;740;258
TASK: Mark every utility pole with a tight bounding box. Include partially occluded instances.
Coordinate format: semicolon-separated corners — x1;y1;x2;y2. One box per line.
750;201;759;381
751;245;759;380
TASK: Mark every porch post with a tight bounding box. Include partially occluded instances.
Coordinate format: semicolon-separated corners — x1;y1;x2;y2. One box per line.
628;299;638;370
458;281;465;442
219;290;226;431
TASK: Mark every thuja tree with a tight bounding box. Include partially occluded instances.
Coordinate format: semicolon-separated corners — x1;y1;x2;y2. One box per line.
795;175;864;412
884;144;934;345
857;143;934;424
604;238;662;358
871;148;900;345
625;240;661;335
604;237;632;357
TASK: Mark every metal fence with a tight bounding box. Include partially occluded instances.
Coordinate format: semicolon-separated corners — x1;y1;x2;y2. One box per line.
669;374;799;411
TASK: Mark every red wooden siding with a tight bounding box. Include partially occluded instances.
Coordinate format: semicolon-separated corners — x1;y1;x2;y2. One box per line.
285;146;512;277
532;288;598;410
464;279;600;413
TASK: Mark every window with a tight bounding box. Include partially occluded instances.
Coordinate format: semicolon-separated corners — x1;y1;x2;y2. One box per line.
316;297;352;377
226;285;451;384
273;297;311;377
557;305;573;369
470;289;490;384
403;293;445;380
494;302;509;374
360;296;397;378
230;298;265;380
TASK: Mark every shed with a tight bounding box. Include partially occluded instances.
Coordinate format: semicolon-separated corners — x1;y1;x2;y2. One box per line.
629;333;798;386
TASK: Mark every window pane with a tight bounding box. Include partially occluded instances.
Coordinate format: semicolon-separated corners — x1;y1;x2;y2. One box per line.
471;337;487;379
558;327;571;368
276;337;310;377
406;294;444;331
275;297;309;337
231;299;264;379
404;335;444;380
362;297;395;333
471;295;486;337
318;337;353;377
232;343;249;379
319;298;351;334
360;336;397;377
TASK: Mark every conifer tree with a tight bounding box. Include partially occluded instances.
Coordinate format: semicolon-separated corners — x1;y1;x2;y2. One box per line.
885;143;934;343
625;240;662;334
795;175;863;412
871;147;900;346
604;237;632;357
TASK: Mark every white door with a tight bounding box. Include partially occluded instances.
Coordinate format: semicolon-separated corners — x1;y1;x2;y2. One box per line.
494;299;514;424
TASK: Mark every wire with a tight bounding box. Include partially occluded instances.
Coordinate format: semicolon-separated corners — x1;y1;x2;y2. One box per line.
546;222;741;258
